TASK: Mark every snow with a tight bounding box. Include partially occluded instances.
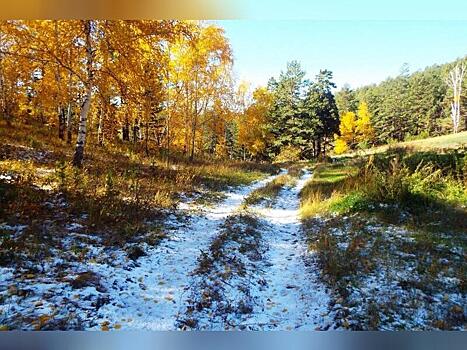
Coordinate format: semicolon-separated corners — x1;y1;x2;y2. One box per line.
87;173;279;330
0;174;13;182
0;224;28;233
313;218;466;330
1;165;464;330
244;170;333;330
179;170;334;330
0;173;280;330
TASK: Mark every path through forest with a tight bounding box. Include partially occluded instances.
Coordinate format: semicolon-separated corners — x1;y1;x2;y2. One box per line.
0;168;332;330
177;170;333;330
93;169;332;330
90;173;279;329
247;170;332;330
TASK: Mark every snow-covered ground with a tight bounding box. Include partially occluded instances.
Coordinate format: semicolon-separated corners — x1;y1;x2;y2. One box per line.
2;165;463;330
85;173;279;330
180;170;334;330
306;215;466;330
0;174;279;330
247;170;333;330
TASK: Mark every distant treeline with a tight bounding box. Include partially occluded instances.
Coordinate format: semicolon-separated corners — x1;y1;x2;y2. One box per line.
335;57;467;145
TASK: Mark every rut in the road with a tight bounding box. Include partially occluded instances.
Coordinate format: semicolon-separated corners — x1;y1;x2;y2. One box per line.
180;170;333;330
250;170;333;330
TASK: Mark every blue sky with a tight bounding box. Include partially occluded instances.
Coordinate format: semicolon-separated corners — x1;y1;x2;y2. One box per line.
216;20;467;90
234;0;467;21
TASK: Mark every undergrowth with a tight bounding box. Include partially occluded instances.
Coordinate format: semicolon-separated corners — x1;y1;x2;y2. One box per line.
300;147;466;233
0;120;278;266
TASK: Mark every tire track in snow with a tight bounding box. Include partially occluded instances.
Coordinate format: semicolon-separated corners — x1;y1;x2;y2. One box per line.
245;170;333;330
90;173;279;330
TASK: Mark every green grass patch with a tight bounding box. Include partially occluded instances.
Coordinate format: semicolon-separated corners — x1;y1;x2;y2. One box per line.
300;147;467;234
299;162;359;218
335;131;467;159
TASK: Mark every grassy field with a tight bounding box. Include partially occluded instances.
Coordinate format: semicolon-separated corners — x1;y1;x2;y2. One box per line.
336;131;467;159
300;144;466;330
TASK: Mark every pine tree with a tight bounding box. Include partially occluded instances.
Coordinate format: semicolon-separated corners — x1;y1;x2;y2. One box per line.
304;69;339;158
335;83;358;114
267;61;308;157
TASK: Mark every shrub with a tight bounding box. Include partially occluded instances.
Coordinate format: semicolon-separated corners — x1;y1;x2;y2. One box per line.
274;145;301;163
360;156;411;203
330;192;370;214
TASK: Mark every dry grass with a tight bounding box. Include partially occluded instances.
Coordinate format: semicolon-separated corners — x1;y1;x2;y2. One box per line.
335;131;467;159
243;173;295;207
0;120;278;263
304;214;466;330
299;162;358;218
181;210;264;329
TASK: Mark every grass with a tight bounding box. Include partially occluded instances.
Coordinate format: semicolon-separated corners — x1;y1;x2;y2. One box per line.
281;162;305;178
304;213;466;330
300;145;466;329
299;162;358;218
301;147;466;226
335;131;467;159
243;173;296;208
0;120;278;266
181;211;264;329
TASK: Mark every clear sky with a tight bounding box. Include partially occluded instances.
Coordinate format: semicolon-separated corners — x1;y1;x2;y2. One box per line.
234;0;467;21
215;20;467;90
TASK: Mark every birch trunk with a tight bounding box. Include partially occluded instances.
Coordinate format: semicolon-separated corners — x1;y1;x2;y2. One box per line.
72;86;91;167
58;107;66;140
446;63;466;134
72;20;93;167
66;102;73;144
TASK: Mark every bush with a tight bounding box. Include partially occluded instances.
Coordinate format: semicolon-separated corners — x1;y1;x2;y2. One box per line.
403;151;465;179
330;192;370;214
352;150;467;211
361;156;411;203
274;145;301;163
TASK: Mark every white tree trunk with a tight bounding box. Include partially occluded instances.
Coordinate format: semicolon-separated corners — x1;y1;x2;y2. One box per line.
72;88;92;166
66;102;73;144
72;20;93;167
446;63;466;133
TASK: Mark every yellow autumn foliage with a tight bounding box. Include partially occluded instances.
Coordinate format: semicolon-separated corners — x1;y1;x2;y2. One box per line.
334;101;374;154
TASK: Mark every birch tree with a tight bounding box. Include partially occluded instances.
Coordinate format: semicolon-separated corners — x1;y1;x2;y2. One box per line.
446;63;466;133
72;20;94;167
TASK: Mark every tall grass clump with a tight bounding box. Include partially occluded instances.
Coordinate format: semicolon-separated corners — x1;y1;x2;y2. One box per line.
300;148;466;223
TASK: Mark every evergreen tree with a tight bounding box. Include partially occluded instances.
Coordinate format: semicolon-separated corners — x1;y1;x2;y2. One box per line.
335;83;358;114
267;61;308;157
303;69;339;158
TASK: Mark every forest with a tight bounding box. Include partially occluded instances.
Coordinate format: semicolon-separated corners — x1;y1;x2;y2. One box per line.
1;21;466;164
0;20;466;331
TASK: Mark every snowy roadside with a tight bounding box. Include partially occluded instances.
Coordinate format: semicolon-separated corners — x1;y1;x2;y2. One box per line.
305;215;466;330
89;172;279;330
0;173;278;330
